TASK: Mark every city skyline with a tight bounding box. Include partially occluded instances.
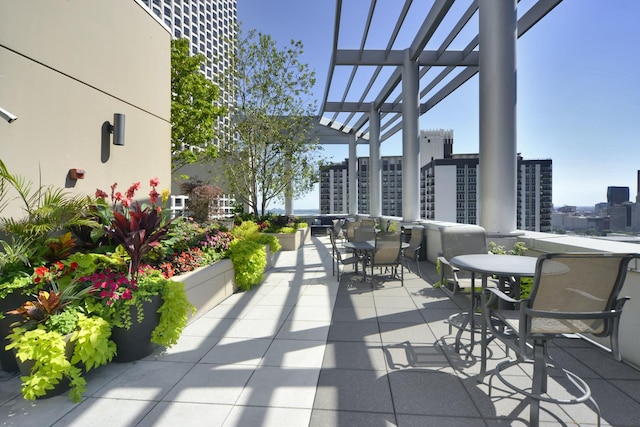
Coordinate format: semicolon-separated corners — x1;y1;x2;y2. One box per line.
237;0;640;211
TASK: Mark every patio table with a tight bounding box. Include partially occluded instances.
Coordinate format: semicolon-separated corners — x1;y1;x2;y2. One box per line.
449;254;537;379
344;240;409;280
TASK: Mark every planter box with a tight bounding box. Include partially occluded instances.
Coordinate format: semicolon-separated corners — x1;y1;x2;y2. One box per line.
266;232;300;251
298;227;310;245
175;259;237;322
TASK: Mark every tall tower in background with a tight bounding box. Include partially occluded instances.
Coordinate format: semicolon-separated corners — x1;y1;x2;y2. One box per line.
419;129;453;167
142;0;237;147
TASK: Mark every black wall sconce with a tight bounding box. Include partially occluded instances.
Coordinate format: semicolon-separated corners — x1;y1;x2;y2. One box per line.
107;113;125;146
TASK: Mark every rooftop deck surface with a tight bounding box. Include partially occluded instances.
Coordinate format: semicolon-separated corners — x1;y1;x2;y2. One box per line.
1;235;640;426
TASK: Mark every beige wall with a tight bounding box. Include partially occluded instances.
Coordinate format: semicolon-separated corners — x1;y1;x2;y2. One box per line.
0;0;171;217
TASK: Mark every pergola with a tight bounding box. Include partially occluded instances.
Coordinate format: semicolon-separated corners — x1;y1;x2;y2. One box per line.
313;0;563;235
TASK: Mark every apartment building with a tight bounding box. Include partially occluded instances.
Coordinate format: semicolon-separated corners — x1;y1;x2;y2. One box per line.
319;160;349;214
319;128;552;232
422;155;552;232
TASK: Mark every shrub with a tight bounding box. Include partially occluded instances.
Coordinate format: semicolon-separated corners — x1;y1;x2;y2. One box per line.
228;238;266;291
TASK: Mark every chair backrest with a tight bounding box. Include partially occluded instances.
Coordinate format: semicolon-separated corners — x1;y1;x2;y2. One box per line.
353;226;376;242
332;219;344;239
371;232;402;265
405;226;424;259
361;218;376;228
344;220;357;241
328;228;345;262
527;252;638;336
440;225;488;260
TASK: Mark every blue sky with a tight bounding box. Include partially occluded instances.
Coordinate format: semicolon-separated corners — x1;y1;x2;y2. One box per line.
237;0;640;211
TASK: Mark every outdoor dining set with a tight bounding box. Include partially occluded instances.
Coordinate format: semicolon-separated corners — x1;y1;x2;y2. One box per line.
328;219;640;427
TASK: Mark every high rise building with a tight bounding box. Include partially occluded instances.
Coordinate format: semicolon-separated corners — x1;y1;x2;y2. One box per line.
319;128;552;232
607;186;630;206
357;156;403;217
422;155;552;232
319;160;349;214
142;0;237;147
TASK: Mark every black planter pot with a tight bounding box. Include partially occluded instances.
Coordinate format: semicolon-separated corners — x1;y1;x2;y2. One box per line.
0;292;29;373
111;295;162;363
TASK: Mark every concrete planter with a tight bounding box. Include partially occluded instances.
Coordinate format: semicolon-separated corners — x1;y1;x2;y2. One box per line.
265;245;276;271
298;227;310;245
266;232;300;251
176;259;237;322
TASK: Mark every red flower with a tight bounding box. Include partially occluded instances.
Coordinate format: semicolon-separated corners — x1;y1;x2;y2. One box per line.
149;189;159;205
149;177;160;187
125;182;141;199
95;189;108;199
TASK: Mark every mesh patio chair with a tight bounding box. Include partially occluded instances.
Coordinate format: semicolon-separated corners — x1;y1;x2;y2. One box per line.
360;218;376;228
332;219;345;243
484;252;640;427
353;226;376;242
401;225;424;278
438;225;492;297
438;225;499;350
329;228;360;280
368;232;403;287
344;220;358;242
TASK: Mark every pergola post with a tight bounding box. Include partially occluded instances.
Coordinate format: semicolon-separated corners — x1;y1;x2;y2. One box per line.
478;0;518;234
348;133;358;215
401;48;421;222
369;106;382;218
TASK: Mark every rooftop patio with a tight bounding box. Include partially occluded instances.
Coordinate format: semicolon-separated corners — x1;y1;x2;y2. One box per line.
2;234;639;426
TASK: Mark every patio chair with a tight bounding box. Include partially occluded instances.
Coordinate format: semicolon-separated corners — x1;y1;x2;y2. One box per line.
401;225;424;278
368;232;403;287
332;219;345;243
438;225;499;349
329;228;360;280
344;220;358;242
484;252;639;427
353;226;376;243
360;218;376;228
438;225;491;297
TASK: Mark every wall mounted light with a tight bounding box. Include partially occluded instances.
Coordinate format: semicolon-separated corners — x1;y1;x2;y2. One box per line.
0;107;17;123
68;168;85;180
107;113;125;146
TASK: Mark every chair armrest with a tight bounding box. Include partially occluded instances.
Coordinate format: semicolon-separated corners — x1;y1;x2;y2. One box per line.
484;287;521;304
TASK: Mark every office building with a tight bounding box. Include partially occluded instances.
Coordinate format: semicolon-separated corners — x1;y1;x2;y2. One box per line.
607;186;630;207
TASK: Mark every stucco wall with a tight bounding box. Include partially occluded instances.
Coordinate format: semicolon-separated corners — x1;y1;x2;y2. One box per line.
0;0;171;217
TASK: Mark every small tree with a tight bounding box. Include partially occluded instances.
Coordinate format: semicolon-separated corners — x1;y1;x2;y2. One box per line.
219;30;322;216
179;179;223;223
171;38;226;172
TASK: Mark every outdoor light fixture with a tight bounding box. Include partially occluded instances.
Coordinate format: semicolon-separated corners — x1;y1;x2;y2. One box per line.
107;113;125;146
0;107;17;123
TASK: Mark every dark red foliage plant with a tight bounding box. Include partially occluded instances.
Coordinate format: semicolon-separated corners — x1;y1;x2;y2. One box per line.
103;202;172;282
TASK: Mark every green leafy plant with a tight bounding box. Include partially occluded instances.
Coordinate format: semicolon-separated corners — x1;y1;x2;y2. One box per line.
6;326;86;402
146;271;195;347
6;299;116;402
70;313;116;371
228;238;267;291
